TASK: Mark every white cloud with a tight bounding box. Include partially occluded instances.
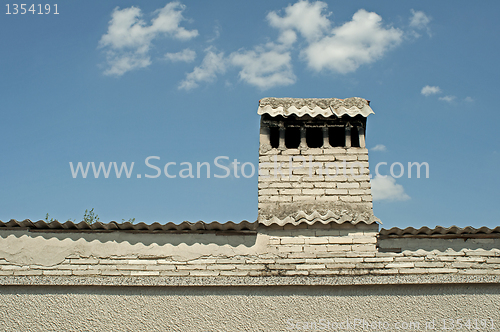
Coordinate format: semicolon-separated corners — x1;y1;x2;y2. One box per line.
99;2;198;76
230;44;296;90
302;9;403;73
371;144;387;152
371;175;410;202
179;48;226;90
439;95;456;103
101;53;152;76
421;85;441;96
409;10;431;38
164;49;196;62
207;22;221;43
410;10;430;29
465;96;474;102
267;0;331;43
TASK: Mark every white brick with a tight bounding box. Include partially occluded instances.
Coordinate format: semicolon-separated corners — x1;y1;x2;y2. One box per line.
339;196;362;202
327;245;352;252
189;270;220;276
313;182;336;188
130;271;160;276
352;244;376;252
323;148;346;154
302;189;325;195
280;189;301;195
329;237;353;244
316;196;338;202
259;189;279;195
325;189;348;195
348;189;370;195
281;237;305;245
296;264;326;270
293;196;316;202
337;182;359;189
385;262;415;268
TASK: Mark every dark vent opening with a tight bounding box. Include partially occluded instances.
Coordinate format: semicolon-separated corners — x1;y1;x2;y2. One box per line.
285;127;300;149
306;128;323;148
269;127;280;148
329;127;345;147
351;126;360;147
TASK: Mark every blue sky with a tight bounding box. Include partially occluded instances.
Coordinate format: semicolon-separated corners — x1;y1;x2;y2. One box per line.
1;1;499;229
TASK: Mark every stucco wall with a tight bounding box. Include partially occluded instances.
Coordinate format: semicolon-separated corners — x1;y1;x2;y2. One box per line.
1;284;499;331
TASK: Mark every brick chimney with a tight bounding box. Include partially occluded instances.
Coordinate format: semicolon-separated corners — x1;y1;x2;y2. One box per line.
257;97;379;226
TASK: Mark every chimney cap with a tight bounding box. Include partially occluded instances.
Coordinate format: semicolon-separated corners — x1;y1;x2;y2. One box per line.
258;97;374;118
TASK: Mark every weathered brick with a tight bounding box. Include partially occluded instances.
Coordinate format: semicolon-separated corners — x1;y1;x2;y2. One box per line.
325;263;356;269
145;265;176;270
326;245;352;252
220;270;249;276
296;264;325;270
69;258;98;265
268;264;295;270
316;196;339;202
280;189;301;195
333;258;363;263
130;271;159;276
189;270;220;276
339;196;362;202
176;265;206;270
329;237;353;244
352;244;376;252
284;270;308;276
13;270;43;276
309;270;340;276
159;271;190;276
276;258;306;264
278;245;303;253
304;258;334;264
305;237;329;245
43;270;73;276
281;237;305;245
336;182;359;189
351;237;376;244
302;189;325;195
414;262;445;268
385;262;415;268
207;264;236;271
394;257;424;262
236;264;266;270
325;189;348;195
73;270;101;276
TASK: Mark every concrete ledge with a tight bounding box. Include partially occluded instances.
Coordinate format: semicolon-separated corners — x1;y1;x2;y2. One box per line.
1;274;500;287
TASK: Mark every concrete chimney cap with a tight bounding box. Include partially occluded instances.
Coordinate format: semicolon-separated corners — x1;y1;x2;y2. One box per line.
258;97;374;118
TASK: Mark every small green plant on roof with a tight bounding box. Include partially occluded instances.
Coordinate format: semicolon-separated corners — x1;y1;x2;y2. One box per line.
44;213;76;223
122;218;136;223
83;208;99;225
45;213;56;222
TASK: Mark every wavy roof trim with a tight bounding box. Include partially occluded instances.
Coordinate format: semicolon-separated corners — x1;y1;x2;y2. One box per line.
0;219;257;232
258;97;374;118
380;226;500;238
259;210;381;227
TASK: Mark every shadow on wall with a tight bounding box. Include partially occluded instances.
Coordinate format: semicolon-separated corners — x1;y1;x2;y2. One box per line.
0;230;258;248
378;237;500;252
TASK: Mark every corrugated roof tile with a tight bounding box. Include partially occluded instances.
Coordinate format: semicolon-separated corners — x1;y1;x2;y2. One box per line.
0;219;257;233
258;97;374;118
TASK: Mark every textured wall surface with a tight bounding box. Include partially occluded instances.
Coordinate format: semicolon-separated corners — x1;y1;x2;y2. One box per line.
1;284;499;331
1;225;500;278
